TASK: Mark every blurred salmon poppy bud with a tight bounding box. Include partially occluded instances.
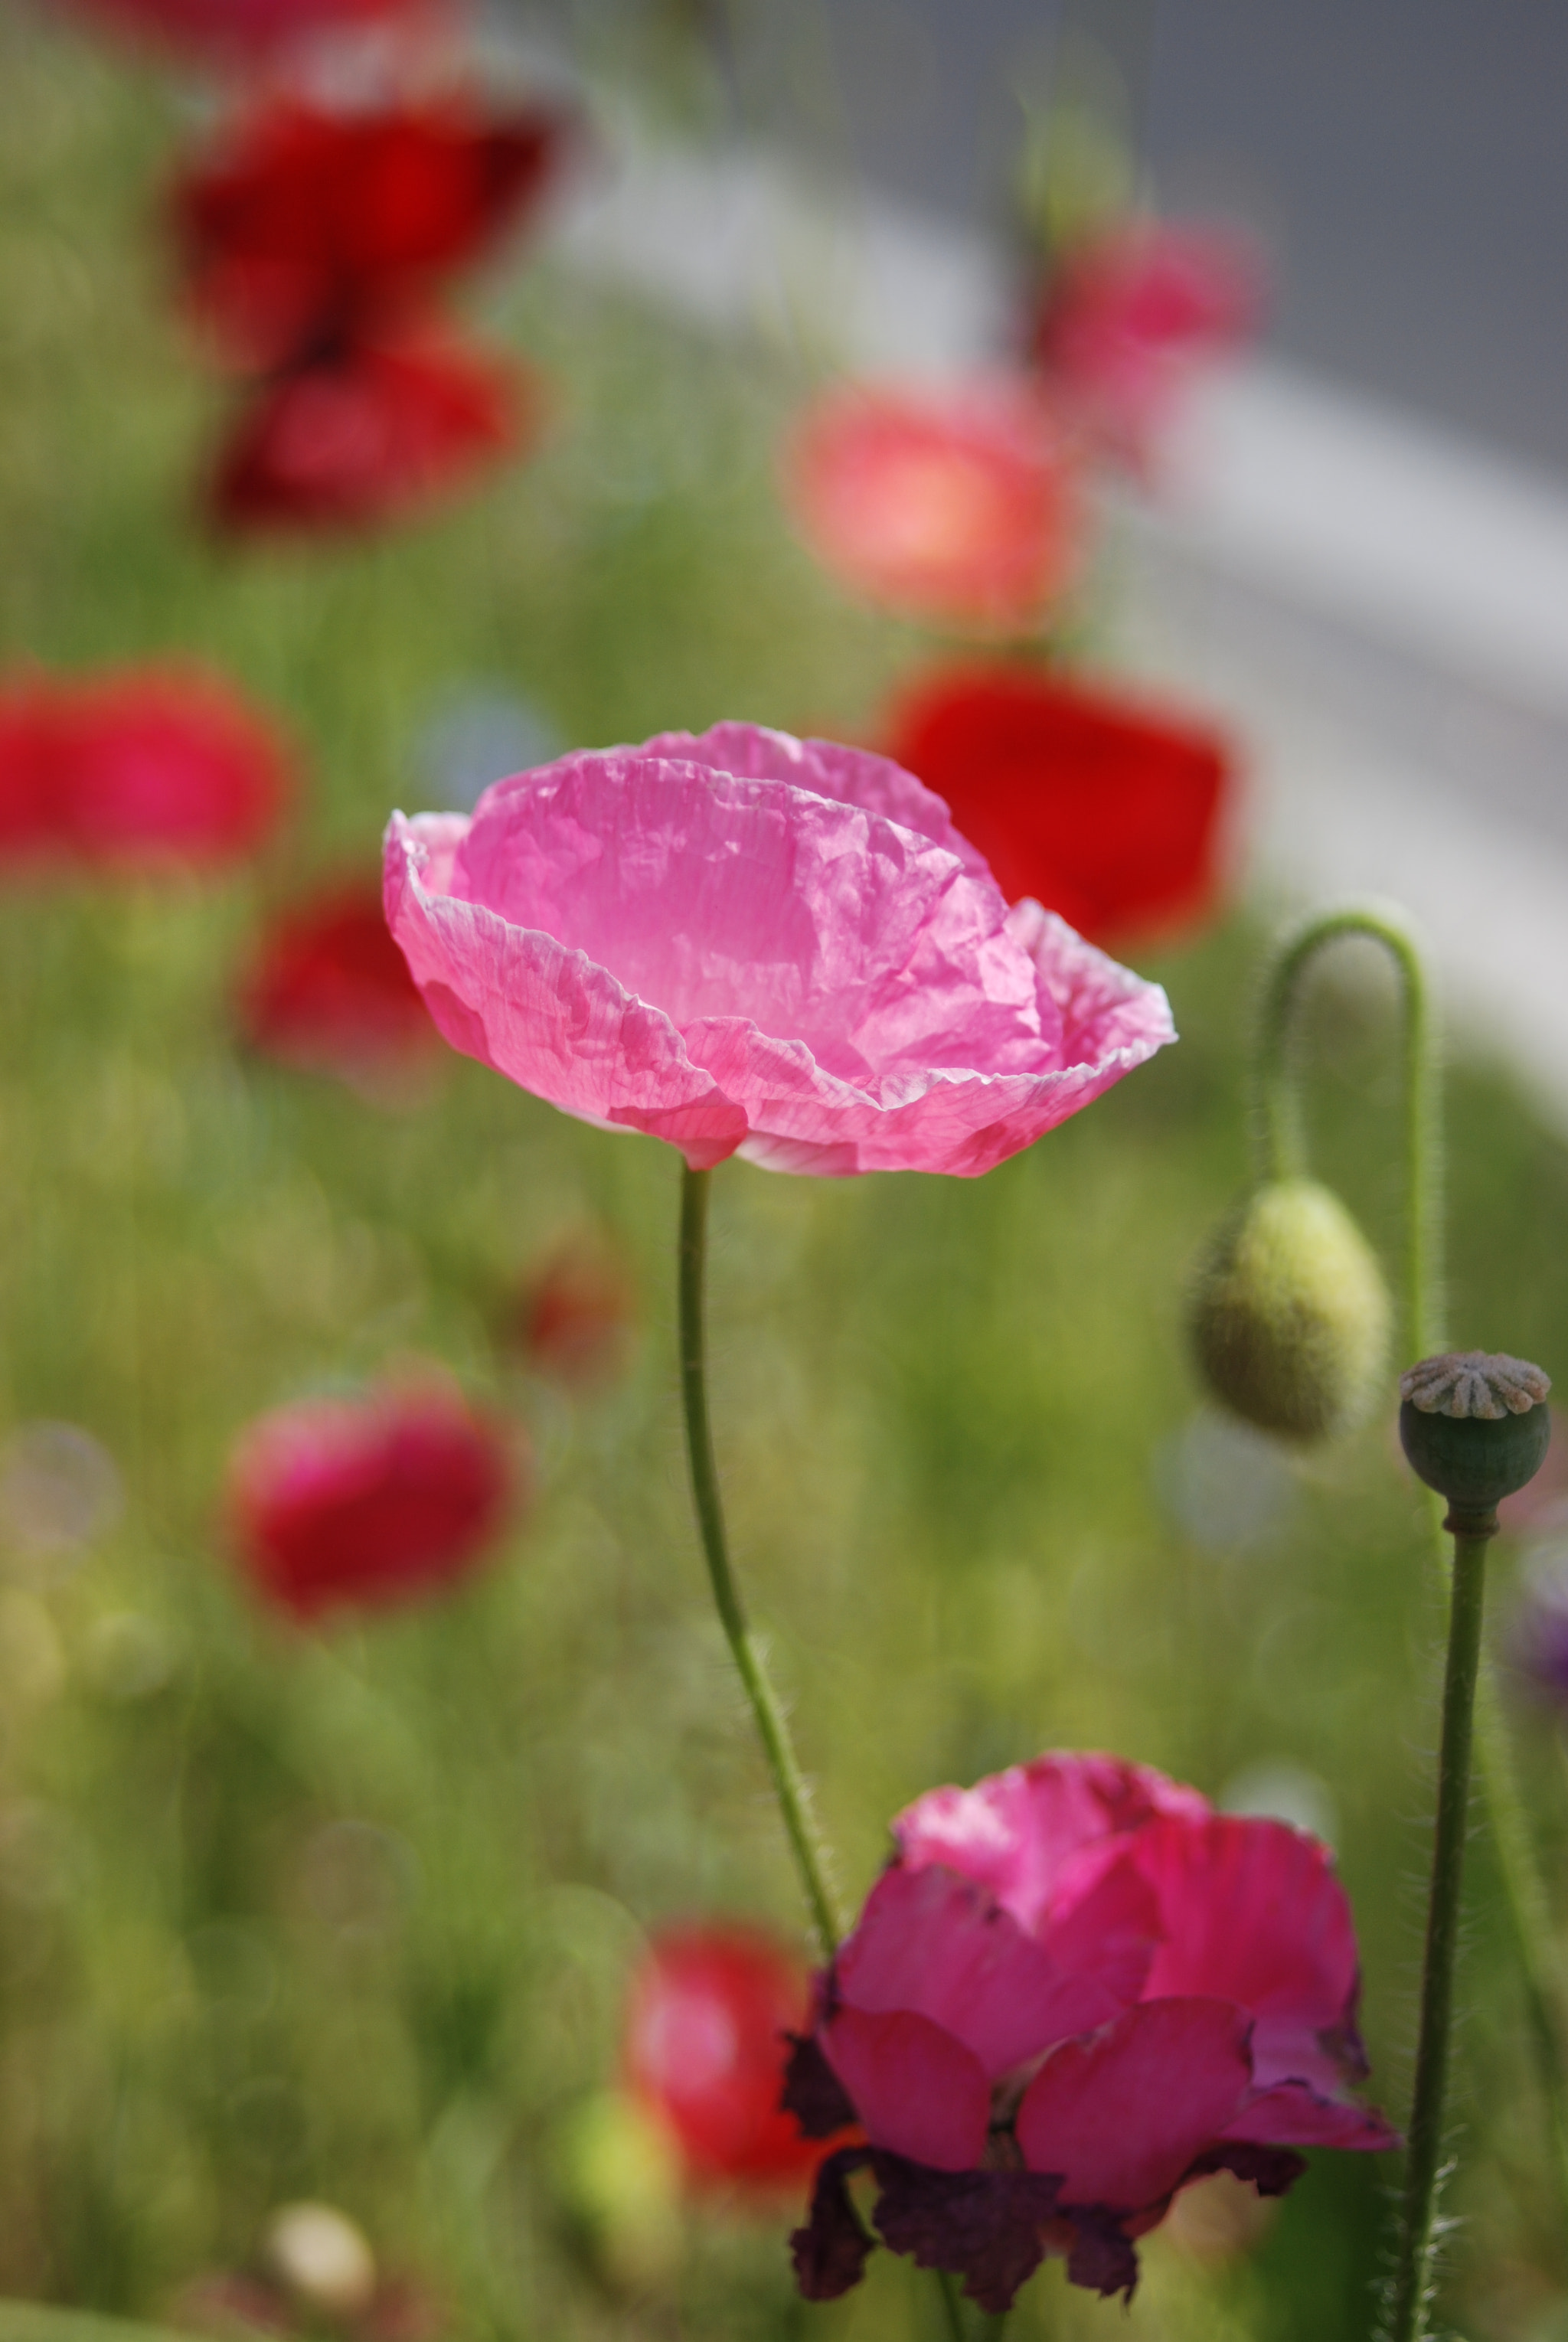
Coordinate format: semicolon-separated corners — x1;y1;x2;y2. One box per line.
521;1242;637;1390
1187;1178;1392;1442
623;1925;849;2195
1399;1351;1552;1521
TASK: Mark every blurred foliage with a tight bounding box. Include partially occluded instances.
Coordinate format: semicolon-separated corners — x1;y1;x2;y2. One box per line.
2;13;1568;2342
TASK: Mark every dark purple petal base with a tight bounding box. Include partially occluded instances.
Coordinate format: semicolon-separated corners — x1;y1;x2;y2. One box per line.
790;2137;1310;2314
780;2030;858;2139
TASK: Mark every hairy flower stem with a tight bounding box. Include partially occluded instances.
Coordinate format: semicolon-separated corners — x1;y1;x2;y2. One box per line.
1258;906;1568;2295
1385;1516;1492;2342
677;1164;841;1954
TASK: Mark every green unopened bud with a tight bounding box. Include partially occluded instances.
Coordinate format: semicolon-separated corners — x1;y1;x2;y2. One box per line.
1399;1351;1551;1522
1187;1178;1392;1441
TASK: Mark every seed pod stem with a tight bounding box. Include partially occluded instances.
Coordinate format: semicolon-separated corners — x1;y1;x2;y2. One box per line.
1383;1516;1492;2342
1254;908;1568;2305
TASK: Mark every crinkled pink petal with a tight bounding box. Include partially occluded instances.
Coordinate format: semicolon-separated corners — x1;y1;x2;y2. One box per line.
834;1863;1145;2081
639;721;995;882
893;1752;1210;1937
1132;1816;1361;2095
1221;2081;1400;2153
821;2005;991;2171
384;736;1174;1178
1016;1997;1253;2210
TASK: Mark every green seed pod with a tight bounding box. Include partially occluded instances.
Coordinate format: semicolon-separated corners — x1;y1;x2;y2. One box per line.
1187;1177;1393;1441
1399;1351;1552;1519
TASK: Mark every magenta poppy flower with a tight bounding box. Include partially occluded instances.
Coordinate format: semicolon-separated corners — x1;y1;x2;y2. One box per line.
786;1751;1396;2311
172;93;572;371
1034;221;1263;477
625;1925;855;2194
209;333;529;536
239;878;438;1089
227;1376;516;1616
885;663;1236;946
780;380;1083;633
0;664;289;870
384;723;1174;1178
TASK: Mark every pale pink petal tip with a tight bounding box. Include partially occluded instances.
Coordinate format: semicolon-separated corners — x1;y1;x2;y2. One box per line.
383;724;1174;1177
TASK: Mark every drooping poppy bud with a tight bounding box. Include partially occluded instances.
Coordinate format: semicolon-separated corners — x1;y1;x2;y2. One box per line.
1399;1352;1552;1521
1187;1178;1392;1442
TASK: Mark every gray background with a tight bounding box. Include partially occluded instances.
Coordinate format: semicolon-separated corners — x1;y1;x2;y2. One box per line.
686;0;1568;475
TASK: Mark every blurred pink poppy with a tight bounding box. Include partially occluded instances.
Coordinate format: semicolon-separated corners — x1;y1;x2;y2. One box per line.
239;878;438;1089
1034;221;1263;476
885;662;1236;946
0;664;289;870
384;721;1174;1178
172;92;573;371
228;1376;516;1616
209;334;529;534
781;380;1083;633
787;1751;1395;2312
625;1925;854;2196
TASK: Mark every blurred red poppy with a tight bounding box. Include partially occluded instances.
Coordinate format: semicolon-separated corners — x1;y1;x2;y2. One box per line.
886;664;1236;946
625;1926;852;2193
228;1377;517;1617
1034;221;1262;477
518;1242;637;1391
210;335;529;534
240;880;437;1087
781;379;1082;634
0;664;289;870
173;93;573;371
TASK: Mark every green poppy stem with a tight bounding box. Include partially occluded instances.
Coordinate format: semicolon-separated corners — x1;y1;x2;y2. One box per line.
1258;906;1568;2324
677;1164;841;1954
1384;1514;1492;2342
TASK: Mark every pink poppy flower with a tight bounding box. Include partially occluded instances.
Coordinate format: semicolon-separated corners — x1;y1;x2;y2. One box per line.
1034;221;1263;477
786;1751;1395;2312
238;878;438;1090
625;1925;855;2195
227;1376;516;1616
383;722;1174;1179
780;381;1083;633
0;664;289;870
209;333;528;536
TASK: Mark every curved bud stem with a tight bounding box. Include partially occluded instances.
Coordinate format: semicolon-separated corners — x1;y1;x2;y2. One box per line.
677;1164;841;1955
1253;902;1437;1355
1256;906;1568;2322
